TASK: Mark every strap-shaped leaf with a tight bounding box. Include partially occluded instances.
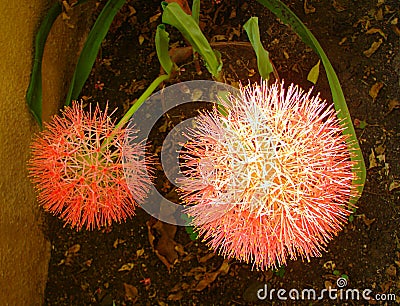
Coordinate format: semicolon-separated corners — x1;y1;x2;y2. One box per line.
192;0;200;25
26;0;89;127
156;24;174;75
26;2;62;127
161;1;222;79
65;0;126;106
243;17;273;80
256;0;366;205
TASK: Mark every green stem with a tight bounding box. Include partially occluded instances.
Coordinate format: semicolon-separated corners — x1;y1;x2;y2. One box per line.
101;74;170;150
115;74;170;130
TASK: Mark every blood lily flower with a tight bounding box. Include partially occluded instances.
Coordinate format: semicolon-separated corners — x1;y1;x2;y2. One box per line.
28;102;151;230
178;81;358;270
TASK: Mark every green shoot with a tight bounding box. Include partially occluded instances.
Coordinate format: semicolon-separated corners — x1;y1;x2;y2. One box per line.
161;1;222;80
243;17;274;80
65;0;126;106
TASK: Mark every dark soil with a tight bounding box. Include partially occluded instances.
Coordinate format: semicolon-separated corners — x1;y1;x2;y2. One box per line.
44;0;400;305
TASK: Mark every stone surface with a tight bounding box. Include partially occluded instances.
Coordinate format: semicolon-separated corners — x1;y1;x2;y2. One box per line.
0;1;94;304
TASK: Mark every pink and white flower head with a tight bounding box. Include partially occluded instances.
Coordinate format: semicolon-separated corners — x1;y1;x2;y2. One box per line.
178;81;358;270
28;102;151;230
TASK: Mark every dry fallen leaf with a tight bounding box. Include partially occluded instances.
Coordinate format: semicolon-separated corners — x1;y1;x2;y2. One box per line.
338;37;347;45
376;154;385;164
182;253;195;262
192;260;231;291
167;291;184;301
62;0;72;12
369;149;378;169
386;265;397;277
167;282;191;301
323;260;336;270
136;248;145;258
123;283;138;302
66;244;80;255
199;252;215;263
227;27;240;42
375;144;385;155
147;218;184;272
169;46;193;66
375;7;384;21
325;280;333;290
59;244;81;266
365;28;387;39
158;119;169;133
361;214;376;227
118;263;134;272
149;12;161;23
369;82;384;101
363;39;383;57
388;99;400;113
392;24;400;36
211;34;228;42
332;0;346;12
374;144;386;164
153;222;178;261
127;5;136;16
380;280;392;293
113;238;126;248
303;0;315;14
192;272;219;291
138;35;145;45
183;266;207;277
389;181;400;192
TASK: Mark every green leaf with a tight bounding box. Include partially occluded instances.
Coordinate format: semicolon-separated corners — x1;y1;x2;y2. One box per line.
307;60;320;84
155;24;174;74
65;0;126;106
26;0;89;126
255;0;366;207
216;90;231;117
333;270;341;276
185;225;198;241
180;213;198;241
356;119;368;129
192;0;200;24
273;265;286;277
26;2;63;127
161;1;222;79
243;17;273;80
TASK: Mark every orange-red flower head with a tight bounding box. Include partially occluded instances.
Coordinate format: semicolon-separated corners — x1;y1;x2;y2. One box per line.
28;102;151;230
178;81;357;270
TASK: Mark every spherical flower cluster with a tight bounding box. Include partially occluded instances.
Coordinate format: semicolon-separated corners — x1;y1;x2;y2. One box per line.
28;102;151;230
178;81;357;270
